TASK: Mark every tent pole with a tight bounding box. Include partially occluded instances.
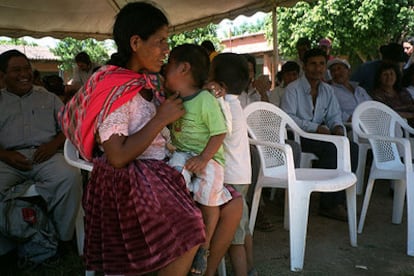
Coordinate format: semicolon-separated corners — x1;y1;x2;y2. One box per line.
271;4;279;89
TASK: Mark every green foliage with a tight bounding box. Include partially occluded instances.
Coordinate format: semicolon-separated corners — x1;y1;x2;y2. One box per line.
169;23;221;50
0;38;37;46
50;38;109;71
265;0;414;65
228;18;266;37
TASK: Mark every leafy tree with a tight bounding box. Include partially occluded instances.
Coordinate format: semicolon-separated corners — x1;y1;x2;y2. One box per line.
169;23;221;50
229;18;266;37
0;38;37;46
265;0;414;65
51;38;109;71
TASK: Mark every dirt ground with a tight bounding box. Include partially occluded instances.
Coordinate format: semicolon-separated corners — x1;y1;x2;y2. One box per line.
239;181;414;276
1;181;413;276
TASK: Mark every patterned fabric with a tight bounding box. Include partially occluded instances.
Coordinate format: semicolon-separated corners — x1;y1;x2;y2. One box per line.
84;157;205;274
168;151;231;206
58;65;163;161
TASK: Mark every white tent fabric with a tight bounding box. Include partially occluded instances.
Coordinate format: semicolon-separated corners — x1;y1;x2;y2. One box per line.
0;0;301;39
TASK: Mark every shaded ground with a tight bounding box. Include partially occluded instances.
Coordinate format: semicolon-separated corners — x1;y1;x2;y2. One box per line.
247;181;414;275
1;180;413;275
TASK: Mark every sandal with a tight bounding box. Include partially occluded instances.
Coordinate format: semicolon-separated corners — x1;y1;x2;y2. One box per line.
190;247;210;275
255;210;276;232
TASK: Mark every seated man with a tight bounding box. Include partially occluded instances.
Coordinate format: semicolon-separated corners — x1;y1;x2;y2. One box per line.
281;48;358;221
328;58;371;123
0;50;82;255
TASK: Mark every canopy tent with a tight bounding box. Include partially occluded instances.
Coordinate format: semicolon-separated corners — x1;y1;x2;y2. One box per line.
0;0;302;40
0;0;308;87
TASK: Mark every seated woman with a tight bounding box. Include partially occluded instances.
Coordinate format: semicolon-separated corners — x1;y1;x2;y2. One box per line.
371;61;414;126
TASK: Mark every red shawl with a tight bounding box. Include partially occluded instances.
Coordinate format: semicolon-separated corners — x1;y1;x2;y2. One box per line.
59;65;163;161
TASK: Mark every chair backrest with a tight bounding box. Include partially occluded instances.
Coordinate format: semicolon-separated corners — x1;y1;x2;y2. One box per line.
63;139;93;172
244;102;298;179
352;101;408;169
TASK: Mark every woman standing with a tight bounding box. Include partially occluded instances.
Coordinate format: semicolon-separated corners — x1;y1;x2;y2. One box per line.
59;2;205;275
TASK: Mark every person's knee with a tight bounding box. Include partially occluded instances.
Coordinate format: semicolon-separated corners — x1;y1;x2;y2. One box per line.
223;197;243;221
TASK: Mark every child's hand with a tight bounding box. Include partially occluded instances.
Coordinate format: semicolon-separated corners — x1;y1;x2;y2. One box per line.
205;81;226;98
185;155;208;174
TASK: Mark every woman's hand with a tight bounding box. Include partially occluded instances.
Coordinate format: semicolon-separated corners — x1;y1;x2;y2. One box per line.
156;92;186;125
205;81;226;98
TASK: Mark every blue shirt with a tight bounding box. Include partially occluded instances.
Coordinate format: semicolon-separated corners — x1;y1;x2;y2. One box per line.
280;75;343;133
331;81;372;122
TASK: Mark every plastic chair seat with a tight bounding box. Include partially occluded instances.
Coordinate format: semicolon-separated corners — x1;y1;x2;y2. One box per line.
295;168;356;190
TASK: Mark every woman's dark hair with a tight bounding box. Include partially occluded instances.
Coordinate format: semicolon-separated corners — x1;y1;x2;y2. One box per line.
404;37;414;46
374;61;402;91
402;63;414;87
108;2;169;67
168;43;210;88
303;48;327;64
0;49;30;73
242;53;256;75
211;53;249;95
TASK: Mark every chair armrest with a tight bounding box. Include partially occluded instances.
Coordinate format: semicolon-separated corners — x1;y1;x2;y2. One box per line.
249;138;296;178
360;134;413;171
301;132;351;172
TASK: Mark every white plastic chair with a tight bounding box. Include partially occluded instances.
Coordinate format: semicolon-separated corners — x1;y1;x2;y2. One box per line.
63;139;95;276
244;102;357;271
352;101;414;256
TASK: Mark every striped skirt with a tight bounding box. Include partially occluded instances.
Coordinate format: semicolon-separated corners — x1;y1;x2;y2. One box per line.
83;156;205;275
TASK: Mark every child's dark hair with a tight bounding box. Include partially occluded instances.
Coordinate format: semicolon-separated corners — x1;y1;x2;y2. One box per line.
108;2;169;67
169;43;210;88
303;48;327;64
211;53;249;95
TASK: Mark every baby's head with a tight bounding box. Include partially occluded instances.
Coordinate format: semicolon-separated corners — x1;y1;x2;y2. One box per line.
210;53;249;95
165;44;210;93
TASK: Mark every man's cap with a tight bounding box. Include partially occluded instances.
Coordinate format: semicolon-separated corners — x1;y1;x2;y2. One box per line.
327;58;351;69
319;38;332;48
